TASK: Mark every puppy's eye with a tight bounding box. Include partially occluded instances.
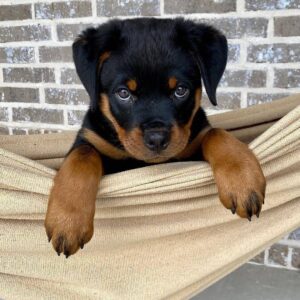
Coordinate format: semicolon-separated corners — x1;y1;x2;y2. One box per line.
116;88;131;101
174;86;189;99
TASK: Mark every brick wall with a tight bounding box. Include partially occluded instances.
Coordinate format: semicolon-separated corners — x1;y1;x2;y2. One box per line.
0;0;299;270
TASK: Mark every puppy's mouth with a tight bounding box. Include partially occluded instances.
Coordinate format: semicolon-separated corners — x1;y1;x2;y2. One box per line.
121;125;189;163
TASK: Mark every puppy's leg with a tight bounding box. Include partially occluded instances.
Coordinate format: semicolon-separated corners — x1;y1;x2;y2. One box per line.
201;128;266;220
45;145;102;257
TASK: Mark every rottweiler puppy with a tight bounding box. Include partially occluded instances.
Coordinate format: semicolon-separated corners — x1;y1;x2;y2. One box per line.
45;18;266;257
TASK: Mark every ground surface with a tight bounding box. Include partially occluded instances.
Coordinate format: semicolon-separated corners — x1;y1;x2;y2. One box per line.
192;264;300;300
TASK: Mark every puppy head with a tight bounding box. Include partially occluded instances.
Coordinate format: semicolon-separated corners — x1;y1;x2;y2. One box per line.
73;18;227;163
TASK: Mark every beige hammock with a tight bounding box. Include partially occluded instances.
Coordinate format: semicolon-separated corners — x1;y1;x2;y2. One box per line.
0;94;299;299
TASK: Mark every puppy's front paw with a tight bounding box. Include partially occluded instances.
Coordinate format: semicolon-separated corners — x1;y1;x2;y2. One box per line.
214;156;266;221
202;128;266;220
45;145;102;257
45;203;94;257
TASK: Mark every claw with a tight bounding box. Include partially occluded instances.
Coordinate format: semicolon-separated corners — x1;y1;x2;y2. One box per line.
230;194;237;215
247;207;252;221
262;185;266;198
255;199;261;218
64;250;70;259
46;229;52;243
54;235;64;256
79;239;85;249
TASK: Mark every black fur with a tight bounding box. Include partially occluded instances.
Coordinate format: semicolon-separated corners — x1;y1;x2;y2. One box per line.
71;18;228;174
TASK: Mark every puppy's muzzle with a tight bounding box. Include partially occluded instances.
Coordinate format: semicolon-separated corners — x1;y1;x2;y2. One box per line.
142;121;170;153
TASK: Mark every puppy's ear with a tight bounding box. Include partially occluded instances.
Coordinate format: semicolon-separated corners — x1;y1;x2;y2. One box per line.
73;21;121;111
175;20;228;106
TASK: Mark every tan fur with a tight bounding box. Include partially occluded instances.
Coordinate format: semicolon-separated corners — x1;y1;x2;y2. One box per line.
127;79;137;91
100;93;127;143
174;87;202;159
184;87;201;132
100;89;203;163
45;145;103;256
201;128;266;219
82;128;130;159
176;126;211;159
168;76;177;89
122;126;189;163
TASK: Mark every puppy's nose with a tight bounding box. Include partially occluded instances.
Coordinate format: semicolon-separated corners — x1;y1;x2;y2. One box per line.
144;129;170;152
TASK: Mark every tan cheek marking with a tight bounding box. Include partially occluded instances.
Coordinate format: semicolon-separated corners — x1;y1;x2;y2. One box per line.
100;94;151;160
127;79;137;92
184;87;202;131
195;87;202;107
123;128;147;154
128;127;143;141
82;128;130;159
168;77;177;89
174;87;203;159
100;93;126;142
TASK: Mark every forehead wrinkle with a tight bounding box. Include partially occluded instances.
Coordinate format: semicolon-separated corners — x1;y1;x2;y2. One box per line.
124;33;176;71
122;44;197;82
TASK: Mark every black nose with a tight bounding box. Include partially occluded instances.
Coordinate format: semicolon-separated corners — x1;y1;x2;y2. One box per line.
144;129;170;152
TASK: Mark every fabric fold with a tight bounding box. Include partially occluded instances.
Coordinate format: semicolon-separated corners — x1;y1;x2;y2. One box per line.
0;94;299;299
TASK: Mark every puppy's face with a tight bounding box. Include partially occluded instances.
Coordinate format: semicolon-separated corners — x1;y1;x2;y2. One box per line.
73;19;227;163
99;34;202;163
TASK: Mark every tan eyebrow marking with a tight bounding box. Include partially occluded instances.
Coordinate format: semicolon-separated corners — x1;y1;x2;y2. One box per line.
168;76;177;89
126;79;137;91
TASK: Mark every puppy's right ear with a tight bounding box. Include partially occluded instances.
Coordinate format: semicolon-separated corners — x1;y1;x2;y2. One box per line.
174;19;227;106
72;21;122;111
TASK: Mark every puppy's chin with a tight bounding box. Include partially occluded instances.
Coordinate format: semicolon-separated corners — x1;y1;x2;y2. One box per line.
124;146;185;164
143;156;172;164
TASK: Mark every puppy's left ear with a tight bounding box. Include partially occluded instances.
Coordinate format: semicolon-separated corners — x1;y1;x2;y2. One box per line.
72;21;121;111
175;20;228;106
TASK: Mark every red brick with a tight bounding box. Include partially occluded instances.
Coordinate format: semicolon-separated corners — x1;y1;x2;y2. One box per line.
45;88;89;105
97;0;160;17
13;108;64;125
0;4;31;21
0;25;51;43
274;16;300;37
35;1;92;19
165;0;236;14
3;68;55;83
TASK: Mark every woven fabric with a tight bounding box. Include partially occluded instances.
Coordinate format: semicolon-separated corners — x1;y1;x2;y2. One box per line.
0;95;299;299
